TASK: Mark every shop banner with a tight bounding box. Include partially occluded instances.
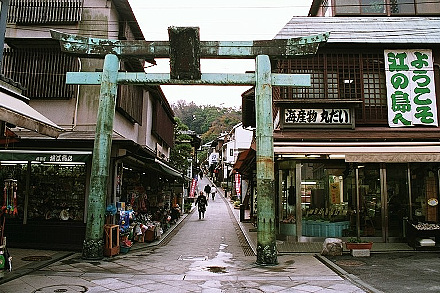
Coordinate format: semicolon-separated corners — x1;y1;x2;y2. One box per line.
235;173;241;196
189;177;197;198
0;150;91;162
284;108;351;125
330;182;341;204
384;49;438;127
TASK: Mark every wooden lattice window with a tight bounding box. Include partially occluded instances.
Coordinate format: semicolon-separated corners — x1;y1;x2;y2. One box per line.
275;52;387;124
2;47;79;99
117;85;143;125
8;0;83;24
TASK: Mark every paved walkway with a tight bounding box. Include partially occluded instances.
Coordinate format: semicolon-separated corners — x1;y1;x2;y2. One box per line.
0;176;367;293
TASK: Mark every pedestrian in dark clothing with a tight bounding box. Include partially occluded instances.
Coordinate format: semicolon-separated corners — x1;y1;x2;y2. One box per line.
204;184;211;200
195;191;208;219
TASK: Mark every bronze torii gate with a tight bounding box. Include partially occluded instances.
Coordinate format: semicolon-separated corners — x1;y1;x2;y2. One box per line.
51;27;328;265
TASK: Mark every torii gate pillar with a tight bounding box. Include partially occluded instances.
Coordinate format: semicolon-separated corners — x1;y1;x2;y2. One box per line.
255;55;277;264
82;54;119;259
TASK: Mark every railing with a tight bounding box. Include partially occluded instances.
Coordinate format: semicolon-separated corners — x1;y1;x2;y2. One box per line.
8;0;83;24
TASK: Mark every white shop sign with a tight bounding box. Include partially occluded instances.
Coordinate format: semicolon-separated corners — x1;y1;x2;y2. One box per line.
384;49;438;127
284;108;351;125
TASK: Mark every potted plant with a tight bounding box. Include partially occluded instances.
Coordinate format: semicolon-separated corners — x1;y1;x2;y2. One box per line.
345;237;373;250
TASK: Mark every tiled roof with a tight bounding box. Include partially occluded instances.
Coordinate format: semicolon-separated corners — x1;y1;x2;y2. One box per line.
275;17;440;44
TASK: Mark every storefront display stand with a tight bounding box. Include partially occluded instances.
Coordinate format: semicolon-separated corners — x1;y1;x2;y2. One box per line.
129;207;194;252
406;221;440;251
104;224;120;257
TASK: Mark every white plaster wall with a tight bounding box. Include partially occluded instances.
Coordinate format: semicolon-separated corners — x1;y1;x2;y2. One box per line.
235;126;253;150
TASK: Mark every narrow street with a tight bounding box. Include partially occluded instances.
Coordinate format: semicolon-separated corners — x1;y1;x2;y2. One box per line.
0;177;365;293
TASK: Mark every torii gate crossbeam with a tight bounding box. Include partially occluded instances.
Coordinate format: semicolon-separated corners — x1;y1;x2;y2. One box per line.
52;28;328;265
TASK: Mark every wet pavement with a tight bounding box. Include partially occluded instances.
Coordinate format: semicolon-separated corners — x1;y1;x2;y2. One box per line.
0;176;366;293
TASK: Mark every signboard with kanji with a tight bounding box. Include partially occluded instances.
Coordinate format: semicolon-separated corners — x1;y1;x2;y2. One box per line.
384;49;438;127
282;107;354;129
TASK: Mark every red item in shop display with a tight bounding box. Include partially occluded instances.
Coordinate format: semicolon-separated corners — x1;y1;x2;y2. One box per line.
2;185;6;212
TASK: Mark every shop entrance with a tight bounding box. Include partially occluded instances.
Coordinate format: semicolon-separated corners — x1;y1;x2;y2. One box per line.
356;164;383;240
281;161;440;243
385;163;410;241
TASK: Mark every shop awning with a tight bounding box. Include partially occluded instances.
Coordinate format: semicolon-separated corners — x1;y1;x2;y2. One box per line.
0;92;63;138
0;150;92;162
145;159;184;179
274;142;440;163
233;147;256;177
154;159;183;178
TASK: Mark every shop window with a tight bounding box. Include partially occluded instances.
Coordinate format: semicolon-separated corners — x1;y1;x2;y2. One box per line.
361;0;386;14
300;162;352;238
415;0;440;14
386;163;410;238
334;0;362;14
410;163;439;223
0;163;28;220
280;170;296;223
28;164;86;221
334;0;386;15
390;0;415;14
0;163;86;222
357;164;382;237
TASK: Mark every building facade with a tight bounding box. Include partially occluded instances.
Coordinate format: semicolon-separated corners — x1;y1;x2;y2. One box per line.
270;0;440;244
0;0;184;249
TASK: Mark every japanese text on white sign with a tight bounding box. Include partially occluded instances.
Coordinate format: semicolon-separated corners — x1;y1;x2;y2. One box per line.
384;49;438;127
284;108;351;125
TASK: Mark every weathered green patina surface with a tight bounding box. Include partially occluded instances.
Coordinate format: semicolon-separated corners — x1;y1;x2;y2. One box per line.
53;28;327;264
255;55;277;265
51;29;329;59
65;72;311;86
82;54;119;259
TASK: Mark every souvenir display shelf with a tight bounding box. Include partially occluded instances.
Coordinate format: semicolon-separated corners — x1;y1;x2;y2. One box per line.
406;221;440;250
28;165;86;221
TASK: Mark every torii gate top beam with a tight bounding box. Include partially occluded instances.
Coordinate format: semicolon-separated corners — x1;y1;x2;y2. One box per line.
50;29;329;59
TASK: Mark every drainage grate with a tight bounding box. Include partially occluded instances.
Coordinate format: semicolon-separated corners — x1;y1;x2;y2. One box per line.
22;256;52;262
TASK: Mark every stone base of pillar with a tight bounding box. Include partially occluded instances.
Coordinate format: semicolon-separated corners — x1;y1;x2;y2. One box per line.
256;244;278;265
82;239;104;260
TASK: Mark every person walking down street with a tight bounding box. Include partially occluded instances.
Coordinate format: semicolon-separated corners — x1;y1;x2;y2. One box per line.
210;185;217;201
204;184;211;201
195;191;208;219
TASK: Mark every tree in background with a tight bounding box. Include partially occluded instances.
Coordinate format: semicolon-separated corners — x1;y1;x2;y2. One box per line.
170;117;193;173
172;100;241;144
